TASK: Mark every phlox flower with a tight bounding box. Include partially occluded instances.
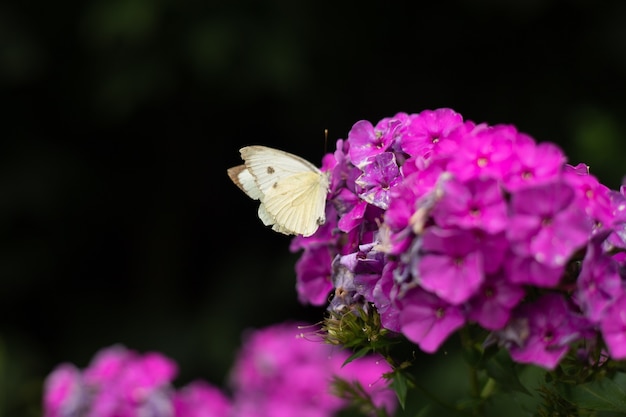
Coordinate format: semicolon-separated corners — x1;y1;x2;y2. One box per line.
399;107;464;163
173;380;232;417
294;244;334;306
289;107;626;370
43;363;86;417
356;152;403;210
373;260;401;332
399;287;466;353
503;136;566;191
431;176;508;234
600;293;626;359
467;269;526;330
446;124;517;181
507;180;592;269
575;237;623;323
347;115;407;169
606;187;626;250
43;345;178;417
564;168;614;232
418;227;486;305
507;294;589;370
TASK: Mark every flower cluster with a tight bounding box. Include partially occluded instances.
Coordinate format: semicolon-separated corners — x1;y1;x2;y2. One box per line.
229;322;396;417
43;322;397;417
43;344;228;417
291;108;626;370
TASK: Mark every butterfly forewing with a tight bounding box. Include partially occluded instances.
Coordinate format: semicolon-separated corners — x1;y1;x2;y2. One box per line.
228;145;330;236
240;146;321;194
227;165;264;200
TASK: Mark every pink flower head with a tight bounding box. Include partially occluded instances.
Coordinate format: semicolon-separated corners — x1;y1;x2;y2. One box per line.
43;345;178;417
229;322;396;417
287;107;626;369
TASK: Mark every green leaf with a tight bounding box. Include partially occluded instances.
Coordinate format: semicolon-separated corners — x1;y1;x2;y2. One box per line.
559;372;626;412
485;350;531;395
343;346;372;366
390;369;410;410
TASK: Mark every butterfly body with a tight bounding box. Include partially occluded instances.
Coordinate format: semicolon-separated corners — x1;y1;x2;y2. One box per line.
227;146;330;237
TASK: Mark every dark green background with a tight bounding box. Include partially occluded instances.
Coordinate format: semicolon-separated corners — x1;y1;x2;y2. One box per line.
1;1;626;416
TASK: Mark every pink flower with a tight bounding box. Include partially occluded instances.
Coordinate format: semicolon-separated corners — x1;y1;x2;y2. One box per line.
43;363;85;417
173;380;232;417
399;287;466;353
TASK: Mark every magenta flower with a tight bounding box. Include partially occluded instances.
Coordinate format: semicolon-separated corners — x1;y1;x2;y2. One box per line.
418;227;486;305
356;152;402;209
43;345;178;417
229;322;396;417
467;269;526;330
575;237;623;323
600;293;626;359
507;294;588;370
565;168;615;231
507;180;591;268
504;251;566;287
446;124;517;181
285;107;626;372
503;136;566;191
400;108;464;163
399;287;466;353
173;380;232;417
347;118;403;169
43;364;85;417
294;245;334;306
372;261;401;332
431;176;508;234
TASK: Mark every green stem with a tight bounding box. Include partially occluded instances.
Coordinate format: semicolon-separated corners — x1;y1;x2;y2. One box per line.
458;326;480;399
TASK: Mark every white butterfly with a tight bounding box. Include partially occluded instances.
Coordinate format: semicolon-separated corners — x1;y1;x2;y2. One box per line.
227;145;330;237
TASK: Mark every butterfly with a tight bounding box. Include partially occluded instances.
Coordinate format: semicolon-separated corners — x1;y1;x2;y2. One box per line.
227;145;330;237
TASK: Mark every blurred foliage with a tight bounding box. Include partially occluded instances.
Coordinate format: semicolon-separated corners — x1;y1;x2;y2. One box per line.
1;0;626;416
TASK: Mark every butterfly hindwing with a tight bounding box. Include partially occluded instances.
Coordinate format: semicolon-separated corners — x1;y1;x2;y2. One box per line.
262;170;328;236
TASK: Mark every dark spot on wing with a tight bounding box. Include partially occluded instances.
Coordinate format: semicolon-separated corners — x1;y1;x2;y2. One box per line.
273;182;278;189
267;166;275;174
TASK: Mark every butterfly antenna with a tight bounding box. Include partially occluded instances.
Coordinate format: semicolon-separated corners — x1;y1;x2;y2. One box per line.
324;128;328;154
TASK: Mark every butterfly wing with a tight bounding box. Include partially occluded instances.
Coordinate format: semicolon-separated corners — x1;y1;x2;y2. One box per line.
229;146;329;236
261;170;329;236
227;165;263;200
